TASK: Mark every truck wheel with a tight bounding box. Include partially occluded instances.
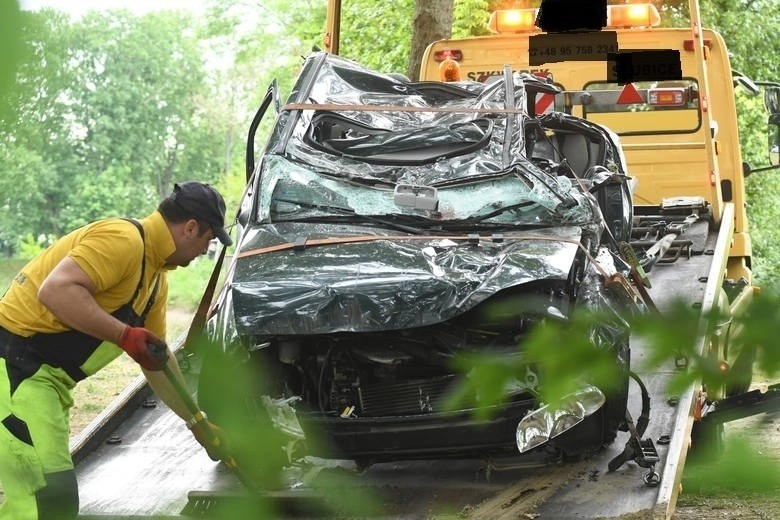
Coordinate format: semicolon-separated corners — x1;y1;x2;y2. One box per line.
725;345;755;396
684;418;725;494
690;419;725;462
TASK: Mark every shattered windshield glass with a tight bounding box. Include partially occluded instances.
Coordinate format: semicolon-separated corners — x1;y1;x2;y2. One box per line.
255;54;594;229
258;155;592;229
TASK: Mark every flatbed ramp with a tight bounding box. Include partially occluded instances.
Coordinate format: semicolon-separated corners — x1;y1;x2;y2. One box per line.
73;363;685;519
75;219;723;519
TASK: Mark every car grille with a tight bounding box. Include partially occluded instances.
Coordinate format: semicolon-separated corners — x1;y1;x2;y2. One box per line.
359;375;458;417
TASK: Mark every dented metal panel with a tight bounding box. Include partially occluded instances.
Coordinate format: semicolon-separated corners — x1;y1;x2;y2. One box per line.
230;226;582;336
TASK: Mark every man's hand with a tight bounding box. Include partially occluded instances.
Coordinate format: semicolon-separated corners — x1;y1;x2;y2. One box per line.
189;415;232;462
117;326;168;371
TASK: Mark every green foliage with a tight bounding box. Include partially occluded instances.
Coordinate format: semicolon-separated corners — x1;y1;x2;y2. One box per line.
2;8;225;249
449;292;779;412
700;0;779;81
742;88;780;283
445;308;627;419
445;351;529;420
216;167;251;227
0;0;24;123
453;0;491;38
194;339;383;517
684;435;780;492
339;0;415;73
732;289;780;376
0;143;48;255
67;10;222;197
16;233;55;260
166;256;221;310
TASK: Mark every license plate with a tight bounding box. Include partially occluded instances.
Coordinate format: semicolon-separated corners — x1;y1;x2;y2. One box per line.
529;32;619;66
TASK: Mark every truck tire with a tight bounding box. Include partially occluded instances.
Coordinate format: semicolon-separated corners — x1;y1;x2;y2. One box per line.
197;347;291;488
725;345;755;396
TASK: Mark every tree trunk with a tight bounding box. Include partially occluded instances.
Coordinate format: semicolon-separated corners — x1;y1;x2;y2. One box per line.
407;0;454;81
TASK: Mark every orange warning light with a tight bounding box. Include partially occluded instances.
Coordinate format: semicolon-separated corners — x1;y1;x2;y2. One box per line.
439;50;462;82
648;87;687;107
607;4;661;28
488;9;539;34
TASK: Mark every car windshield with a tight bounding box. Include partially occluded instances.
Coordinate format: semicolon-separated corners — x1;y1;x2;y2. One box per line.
258;155;592;228
254;53;595;229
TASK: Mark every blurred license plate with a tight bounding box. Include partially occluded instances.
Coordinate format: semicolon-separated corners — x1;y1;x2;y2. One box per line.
529;32;619;65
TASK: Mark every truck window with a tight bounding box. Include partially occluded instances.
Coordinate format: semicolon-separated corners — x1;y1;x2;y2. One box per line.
582;79;701;136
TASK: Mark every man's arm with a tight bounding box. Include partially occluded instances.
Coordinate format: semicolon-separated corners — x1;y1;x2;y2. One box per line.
40;256;228;458
38;256;127;344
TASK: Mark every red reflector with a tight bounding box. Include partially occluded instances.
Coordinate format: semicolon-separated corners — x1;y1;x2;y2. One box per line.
616;83;644;104
683;39;713;51
433;49;463;62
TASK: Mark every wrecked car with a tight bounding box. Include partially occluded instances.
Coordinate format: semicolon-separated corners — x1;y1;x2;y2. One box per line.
198;52;637;466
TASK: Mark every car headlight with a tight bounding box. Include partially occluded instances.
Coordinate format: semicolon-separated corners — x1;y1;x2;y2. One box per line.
516;385;606;453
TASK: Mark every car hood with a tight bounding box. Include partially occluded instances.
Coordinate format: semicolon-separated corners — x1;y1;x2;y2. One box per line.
226;223;583;335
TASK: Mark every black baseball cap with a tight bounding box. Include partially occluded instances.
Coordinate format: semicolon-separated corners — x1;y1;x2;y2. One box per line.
169;181;232;246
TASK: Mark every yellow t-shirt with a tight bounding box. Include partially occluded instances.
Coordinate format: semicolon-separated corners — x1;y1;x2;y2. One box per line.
0;211;173;345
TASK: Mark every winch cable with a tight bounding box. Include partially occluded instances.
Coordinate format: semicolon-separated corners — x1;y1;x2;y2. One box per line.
608;370;660;486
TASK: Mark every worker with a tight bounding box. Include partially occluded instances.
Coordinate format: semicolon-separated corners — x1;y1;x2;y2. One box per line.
0;181;233;520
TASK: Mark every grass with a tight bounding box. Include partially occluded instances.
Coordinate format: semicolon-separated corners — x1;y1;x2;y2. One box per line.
166;253;225;309
0;258;26;293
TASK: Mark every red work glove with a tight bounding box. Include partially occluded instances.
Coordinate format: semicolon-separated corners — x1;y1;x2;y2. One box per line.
117;326;168;371
188;412;232;462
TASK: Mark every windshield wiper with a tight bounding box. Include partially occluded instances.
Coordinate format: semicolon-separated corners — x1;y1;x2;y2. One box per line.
467;201;538;222
436;220;553;232
274;198;355;215
433;201;554;231
273;198;430;234
317;170;398;189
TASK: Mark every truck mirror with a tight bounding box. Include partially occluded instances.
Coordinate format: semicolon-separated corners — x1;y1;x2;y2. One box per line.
765;86;780;114
732;72;760;96
770;114;780;166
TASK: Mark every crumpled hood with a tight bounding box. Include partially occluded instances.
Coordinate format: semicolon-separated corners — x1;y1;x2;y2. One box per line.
227;223;583;335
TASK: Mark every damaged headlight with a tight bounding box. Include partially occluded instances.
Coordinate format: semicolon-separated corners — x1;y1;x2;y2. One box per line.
515;385;606;453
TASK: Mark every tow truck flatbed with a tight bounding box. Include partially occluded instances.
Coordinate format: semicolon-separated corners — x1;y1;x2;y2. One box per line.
74;205;731;519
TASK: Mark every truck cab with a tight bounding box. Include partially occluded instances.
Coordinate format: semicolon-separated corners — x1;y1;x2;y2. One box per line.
420;3;769;288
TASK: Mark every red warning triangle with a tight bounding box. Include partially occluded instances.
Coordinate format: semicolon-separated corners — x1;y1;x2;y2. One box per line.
616;83;644;104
